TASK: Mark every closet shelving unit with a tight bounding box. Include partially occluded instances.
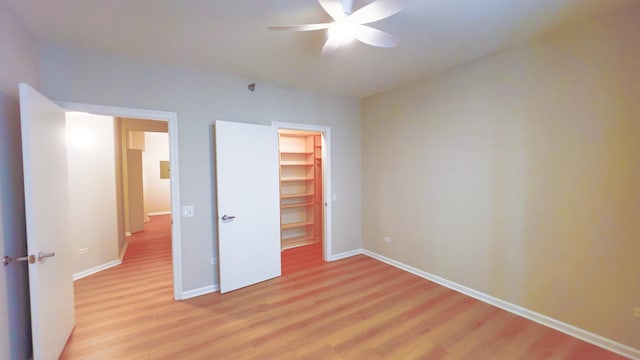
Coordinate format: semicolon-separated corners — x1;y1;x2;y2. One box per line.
278;130;322;249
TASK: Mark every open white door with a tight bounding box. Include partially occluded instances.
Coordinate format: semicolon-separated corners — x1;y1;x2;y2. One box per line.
19;83;74;359
215;120;281;293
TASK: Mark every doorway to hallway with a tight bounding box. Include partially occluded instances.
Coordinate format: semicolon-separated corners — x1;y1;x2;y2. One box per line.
62;214;172;357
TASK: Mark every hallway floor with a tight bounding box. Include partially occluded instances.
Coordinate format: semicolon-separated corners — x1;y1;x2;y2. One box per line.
61;215;173;359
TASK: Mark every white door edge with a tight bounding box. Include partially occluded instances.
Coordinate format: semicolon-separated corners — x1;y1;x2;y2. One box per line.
271;121;332;261
56;101;184;300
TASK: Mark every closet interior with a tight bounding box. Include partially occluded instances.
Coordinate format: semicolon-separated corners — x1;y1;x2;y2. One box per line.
278;130;323;250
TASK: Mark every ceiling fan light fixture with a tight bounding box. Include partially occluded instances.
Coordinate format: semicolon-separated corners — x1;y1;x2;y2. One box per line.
269;0;411;53
327;21;357;45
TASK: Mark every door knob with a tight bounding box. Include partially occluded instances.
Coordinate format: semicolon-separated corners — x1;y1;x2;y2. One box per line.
2;255;35;266
221;214;236;221
37;251;55;263
3;251;53;266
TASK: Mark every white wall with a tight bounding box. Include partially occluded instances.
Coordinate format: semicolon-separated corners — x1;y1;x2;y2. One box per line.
362;3;640;352
66;113;120;275
0;1;39;359
38;44;363;293
143;132;170;215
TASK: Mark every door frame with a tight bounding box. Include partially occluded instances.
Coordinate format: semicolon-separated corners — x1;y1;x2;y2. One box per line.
58;101;183;300
272;122;333;261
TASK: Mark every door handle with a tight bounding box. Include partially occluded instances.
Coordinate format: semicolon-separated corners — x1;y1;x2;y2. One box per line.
2;255;36;266
221;214;236;221
2;252;53;266
37;251;55;263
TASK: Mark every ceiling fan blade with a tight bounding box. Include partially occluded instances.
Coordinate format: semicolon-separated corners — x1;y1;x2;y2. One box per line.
354;25;399;48
340;0;354;14
268;23;332;32
348;0;412;24
318;0;346;20
321;36;341;55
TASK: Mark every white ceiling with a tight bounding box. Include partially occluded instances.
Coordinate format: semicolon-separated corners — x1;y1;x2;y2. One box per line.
4;0;637;98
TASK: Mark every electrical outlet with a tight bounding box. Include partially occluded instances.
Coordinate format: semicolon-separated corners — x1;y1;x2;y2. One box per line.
634;308;640;318
79;248;89;255
383;236;391;244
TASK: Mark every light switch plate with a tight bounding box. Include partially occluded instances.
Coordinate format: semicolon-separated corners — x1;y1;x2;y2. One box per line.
182;205;194;218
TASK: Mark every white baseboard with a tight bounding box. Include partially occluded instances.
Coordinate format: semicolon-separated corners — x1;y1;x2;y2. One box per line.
181;284;219;300
125;232;131;237
148;211;171;216
73;242;129;281
119;241;128;262
327;248;363;261
179;248;363;300
73;259;122;281
362;249;640;360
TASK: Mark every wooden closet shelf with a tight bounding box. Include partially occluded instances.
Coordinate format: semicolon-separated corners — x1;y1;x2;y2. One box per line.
281;220;315;229
281;236;317;249
281;177;314;183
281;193;314;199
280;151;313;155
279;133;311;138
281;202;314;209
280;163;314;167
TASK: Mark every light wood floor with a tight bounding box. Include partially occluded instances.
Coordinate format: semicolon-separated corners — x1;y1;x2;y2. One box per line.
281;241;323;275
61;215;627;359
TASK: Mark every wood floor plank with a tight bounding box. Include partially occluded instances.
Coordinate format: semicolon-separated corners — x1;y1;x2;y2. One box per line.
60;215;630;359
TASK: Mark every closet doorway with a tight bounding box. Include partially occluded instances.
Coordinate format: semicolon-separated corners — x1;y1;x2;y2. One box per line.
274;122;333;270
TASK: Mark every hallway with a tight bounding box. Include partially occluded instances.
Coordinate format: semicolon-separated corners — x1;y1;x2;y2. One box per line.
61;215;173;358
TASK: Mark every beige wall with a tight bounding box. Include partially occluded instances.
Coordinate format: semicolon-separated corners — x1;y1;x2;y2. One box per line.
143;132;171;214
128;131;145;151
362;4;640;350
127;149;145;233
130;131;150;222
66;113;120;275
112;119;126;258
38;45;362;292
0;1;39;358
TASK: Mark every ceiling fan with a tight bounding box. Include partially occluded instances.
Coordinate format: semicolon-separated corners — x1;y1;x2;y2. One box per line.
269;0;412;54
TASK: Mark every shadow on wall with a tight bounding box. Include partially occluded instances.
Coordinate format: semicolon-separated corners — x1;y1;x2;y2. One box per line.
0;92;32;360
